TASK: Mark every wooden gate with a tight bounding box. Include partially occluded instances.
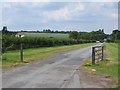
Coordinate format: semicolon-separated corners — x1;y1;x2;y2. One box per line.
92;45;104;64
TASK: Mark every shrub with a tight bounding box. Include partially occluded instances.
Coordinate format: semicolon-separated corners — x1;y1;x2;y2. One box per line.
2;35;95;52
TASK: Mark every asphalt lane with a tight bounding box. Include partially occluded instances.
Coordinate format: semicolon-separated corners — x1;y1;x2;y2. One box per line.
2;44;98;88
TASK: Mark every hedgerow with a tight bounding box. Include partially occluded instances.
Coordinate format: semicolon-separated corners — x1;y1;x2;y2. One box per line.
2;35;95;52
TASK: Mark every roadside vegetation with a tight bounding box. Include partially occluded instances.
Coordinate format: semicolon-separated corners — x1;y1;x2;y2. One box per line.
1;26;120;71
2;35;94;52
2;27;120;53
2;43;96;68
81;43;119;88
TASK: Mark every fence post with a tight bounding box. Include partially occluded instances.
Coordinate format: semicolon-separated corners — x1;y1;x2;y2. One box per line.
20;43;23;62
92;47;95;64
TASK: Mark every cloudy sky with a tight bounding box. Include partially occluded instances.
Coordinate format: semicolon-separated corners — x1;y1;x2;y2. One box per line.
1;0;119;34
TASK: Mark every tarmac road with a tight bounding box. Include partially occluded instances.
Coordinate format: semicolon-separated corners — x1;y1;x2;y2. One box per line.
2;44;99;88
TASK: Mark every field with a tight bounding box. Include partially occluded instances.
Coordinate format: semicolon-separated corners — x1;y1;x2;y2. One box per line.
2;43;96;68
81;43;119;87
23;32;69;38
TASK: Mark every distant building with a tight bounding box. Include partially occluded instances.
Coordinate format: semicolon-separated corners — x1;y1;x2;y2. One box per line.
15;32;24;37
104;39;107;42
96;41;100;43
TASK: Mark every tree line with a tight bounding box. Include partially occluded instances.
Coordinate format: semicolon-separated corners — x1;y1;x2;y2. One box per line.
69;29;107;41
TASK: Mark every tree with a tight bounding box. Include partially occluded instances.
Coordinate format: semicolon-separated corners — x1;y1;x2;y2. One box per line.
69;31;79;39
2;26;8;34
110;29;120;42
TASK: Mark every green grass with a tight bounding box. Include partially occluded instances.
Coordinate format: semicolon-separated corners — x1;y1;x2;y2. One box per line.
23;32;69;38
106;43;118;62
81;43;118;85
2;43;96;68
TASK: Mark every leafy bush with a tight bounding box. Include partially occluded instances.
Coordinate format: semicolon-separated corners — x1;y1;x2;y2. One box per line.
2;35;95;52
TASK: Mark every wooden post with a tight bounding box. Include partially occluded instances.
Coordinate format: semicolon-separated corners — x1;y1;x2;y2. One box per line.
20;43;23;62
92;47;95;64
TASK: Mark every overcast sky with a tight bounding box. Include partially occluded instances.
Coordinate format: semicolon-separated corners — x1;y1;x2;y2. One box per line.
1;0;119;34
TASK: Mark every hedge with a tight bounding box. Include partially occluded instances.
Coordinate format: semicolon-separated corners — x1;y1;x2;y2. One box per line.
2;35;95;52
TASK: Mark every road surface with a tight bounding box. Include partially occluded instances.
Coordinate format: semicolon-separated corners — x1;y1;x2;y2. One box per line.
2;44;98;88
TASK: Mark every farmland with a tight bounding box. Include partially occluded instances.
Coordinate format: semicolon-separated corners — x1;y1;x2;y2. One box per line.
23;32;69;38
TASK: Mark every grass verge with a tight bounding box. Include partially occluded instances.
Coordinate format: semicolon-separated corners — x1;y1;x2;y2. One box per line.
2;43;96;68
81;43;119;88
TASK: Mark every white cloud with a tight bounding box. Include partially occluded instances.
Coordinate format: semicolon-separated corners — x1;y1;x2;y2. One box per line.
31;2;50;8
2;19;14;26
1;0;50;2
111;13;118;18
1;1;118;33
2;2;50;9
0;3;2;28
87;0;119;2
83;2;118;20
2;3;12;8
1;0;119;2
41;2;118;23
42;2;85;23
